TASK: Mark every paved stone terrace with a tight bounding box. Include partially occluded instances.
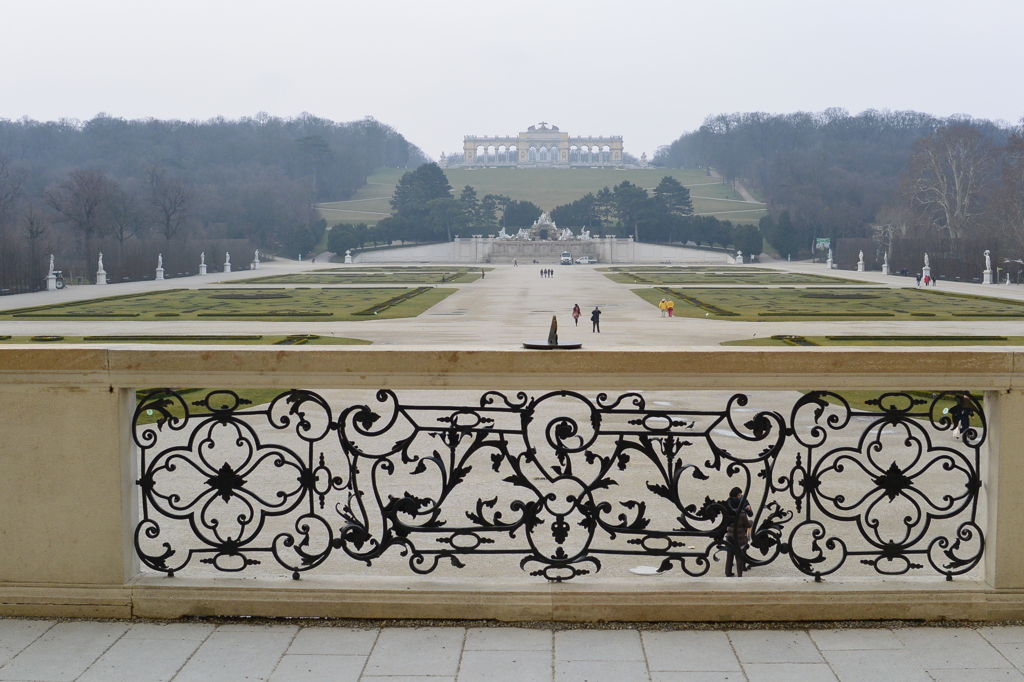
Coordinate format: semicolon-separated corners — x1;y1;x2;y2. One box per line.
3;619;1024;681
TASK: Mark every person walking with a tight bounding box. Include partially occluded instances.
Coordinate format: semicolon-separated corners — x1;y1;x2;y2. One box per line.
659;298;668;317
951;393;975;441
667;299;675;317
916;273;922;288
572;303;581;326
591;305;601;333
513;259;517;267
724;487;752;577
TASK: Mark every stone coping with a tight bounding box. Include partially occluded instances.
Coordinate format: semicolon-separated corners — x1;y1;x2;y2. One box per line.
0;577;1017;621
0;344;1023;389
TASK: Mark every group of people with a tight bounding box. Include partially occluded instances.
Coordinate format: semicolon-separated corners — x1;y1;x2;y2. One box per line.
658;298;675;317
540;268;554;278
570;303;601;332
915;273;937;287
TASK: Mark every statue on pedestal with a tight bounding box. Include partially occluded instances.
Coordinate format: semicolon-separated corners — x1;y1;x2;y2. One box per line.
857;250;865;272
224;251;232;273
48;254;54;276
199;251;207;275
156;253;165;280
96;252;107;285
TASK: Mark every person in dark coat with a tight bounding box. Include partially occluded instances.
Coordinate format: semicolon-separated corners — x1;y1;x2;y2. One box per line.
724;487;752;577
590;306;601;333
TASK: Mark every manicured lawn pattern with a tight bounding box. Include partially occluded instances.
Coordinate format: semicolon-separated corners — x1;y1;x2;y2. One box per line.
633;286;1024;321
0;334;370;345
723;335;1024;347
604;267;865;285
0;287;456;321
228;266;486;285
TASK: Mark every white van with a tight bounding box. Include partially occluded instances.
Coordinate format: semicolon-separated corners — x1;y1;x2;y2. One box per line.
560;251;573;265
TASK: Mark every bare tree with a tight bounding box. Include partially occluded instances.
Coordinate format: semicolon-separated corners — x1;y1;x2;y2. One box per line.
904;124;995;238
44;169;114;278
0;157;23;228
147;167;192;240
108;184;144;263
21;201;50;286
991;119;1024;255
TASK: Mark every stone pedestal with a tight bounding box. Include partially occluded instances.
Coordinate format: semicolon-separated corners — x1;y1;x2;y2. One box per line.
96;269;107;285
45;274;56;291
155;267;164;281
984;270;993;285
882;263;889;276
923;266;931;281
344;250;353;264
857;262;865;272
224;263;231;273
199;263;207;275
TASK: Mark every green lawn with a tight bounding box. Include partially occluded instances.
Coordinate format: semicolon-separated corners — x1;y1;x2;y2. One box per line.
0;287;455;322
316;167;766;225
226;267;484;285
633;286;1024;321
604;268;866;285
0;334;370;345
723;335;1024;347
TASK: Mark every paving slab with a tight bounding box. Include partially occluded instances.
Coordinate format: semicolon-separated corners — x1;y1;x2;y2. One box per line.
982;627;1024;644
457;649;552;682
555;629;645;661
555;658;650;682
727;631;823;664
287;628;378;656
120;622;215;640
895;627;1012;669
0;622;54;650
362;628;465;677
172;625;297;682
464;627;552;651
77;637;203;682
0;620;128;682
927;670;1024;681
268;654;365;682
820;649;931;682
650;674;748;682
641;631;742;672
807;628;904;650
741;663;838;682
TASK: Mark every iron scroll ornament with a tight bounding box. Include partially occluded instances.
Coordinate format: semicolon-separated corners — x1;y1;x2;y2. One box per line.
133;389;984;582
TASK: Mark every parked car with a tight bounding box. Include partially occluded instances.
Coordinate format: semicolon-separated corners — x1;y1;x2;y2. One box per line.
575;256;596;264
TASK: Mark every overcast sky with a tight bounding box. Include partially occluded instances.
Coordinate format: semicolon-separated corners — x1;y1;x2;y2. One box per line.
2;0;1022;160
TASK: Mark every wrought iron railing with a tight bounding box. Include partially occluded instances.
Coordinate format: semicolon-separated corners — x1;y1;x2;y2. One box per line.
134;388;985;582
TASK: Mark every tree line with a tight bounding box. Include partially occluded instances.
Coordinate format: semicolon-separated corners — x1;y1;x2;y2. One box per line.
654;108;1024;259
329;166;763;258
0;113;426;291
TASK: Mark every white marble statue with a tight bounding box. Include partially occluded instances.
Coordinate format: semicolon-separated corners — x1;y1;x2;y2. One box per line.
827;248;833;262
157;253;163;269
515;228;530;240
579;228;591;241
225;252;231;265
558;227;574;240
883;252;888;267
858;250;864;265
48;254;54;276
497;227;511;240
924;253;930;269
985;250;992;272
96;252;107;284
200;252;205;266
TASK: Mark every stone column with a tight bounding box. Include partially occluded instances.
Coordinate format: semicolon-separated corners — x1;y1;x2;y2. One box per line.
985;390;1024;589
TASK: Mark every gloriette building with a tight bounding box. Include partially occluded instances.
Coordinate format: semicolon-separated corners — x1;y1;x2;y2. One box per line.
461;122;624;167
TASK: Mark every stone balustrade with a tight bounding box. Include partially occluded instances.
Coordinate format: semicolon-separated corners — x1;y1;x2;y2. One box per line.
3;346;1024;621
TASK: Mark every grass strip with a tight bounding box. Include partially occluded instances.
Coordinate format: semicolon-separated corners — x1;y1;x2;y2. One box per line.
353;287;430;315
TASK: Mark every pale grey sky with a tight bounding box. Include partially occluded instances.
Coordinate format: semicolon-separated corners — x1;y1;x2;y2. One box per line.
2;0;1022;160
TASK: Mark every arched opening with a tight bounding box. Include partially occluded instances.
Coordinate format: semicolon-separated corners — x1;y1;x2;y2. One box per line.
539;147;549;162
509;145;518;164
569;145;579;164
602;145;611;164
487;145;496;163
528;146;537;163
476;145;486;164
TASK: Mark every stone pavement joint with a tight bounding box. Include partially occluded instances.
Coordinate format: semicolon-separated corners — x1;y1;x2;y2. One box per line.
2;619;1024;681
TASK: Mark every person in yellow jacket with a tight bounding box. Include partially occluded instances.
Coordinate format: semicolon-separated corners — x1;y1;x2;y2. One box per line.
659;298;668;317
667;299;675;317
